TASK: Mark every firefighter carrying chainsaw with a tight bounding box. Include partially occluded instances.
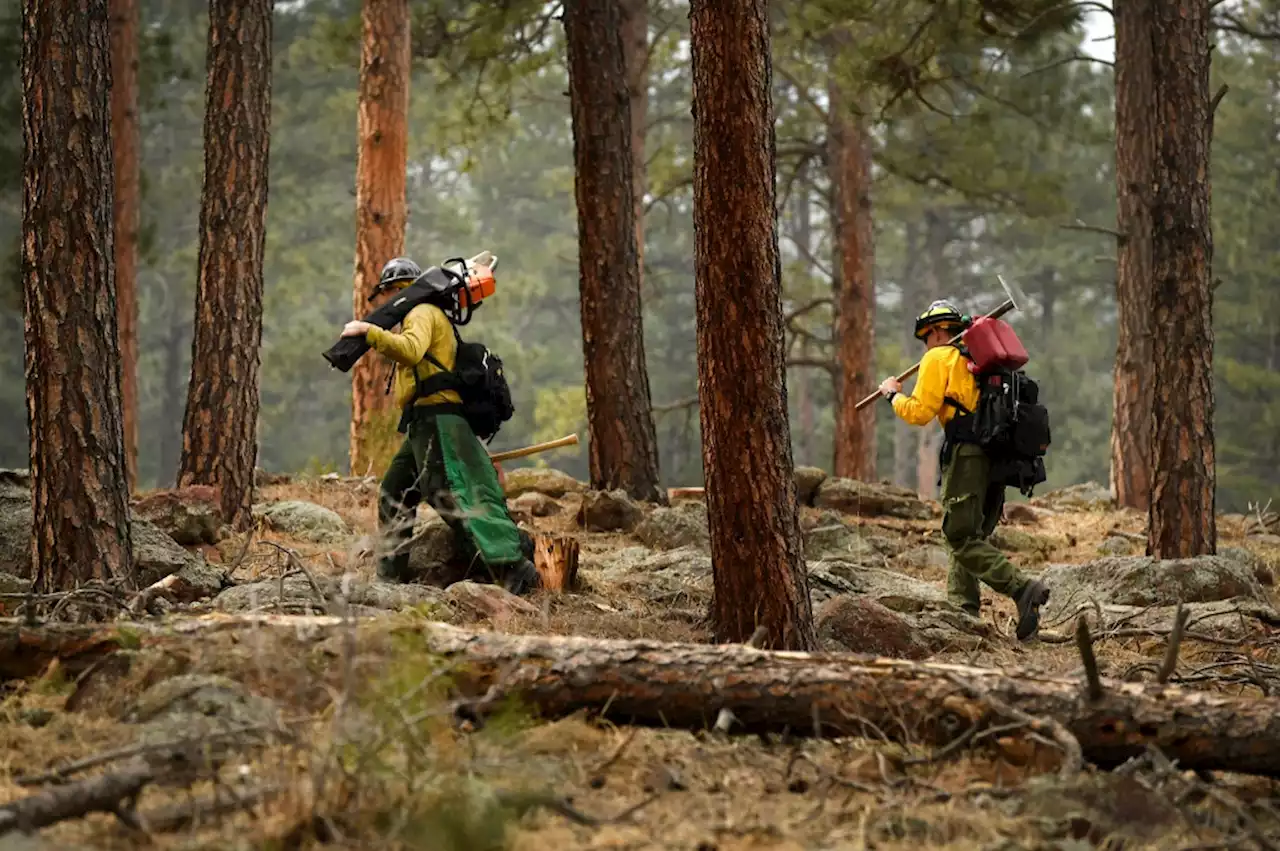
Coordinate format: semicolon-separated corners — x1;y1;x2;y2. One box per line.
329;252;539;595
877;299;1052;640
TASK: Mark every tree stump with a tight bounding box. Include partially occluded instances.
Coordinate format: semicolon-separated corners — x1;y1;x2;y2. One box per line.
533;534;579;592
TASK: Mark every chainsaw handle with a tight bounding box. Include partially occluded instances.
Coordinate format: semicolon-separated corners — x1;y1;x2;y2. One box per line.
853;298;1015;412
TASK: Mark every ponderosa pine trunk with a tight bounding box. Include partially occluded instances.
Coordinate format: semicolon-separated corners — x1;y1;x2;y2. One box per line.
620;0;647;284
177;0;272;530
1111;0;1156;513
1147;0;1215;558
349;0;410;478
565;0;664;504
22;0;135;591
109;0;140;492
690;0;816;651
828;75;876;482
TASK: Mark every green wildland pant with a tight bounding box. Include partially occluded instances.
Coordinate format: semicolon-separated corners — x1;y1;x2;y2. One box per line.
940;442;1031;614
378;410;530;582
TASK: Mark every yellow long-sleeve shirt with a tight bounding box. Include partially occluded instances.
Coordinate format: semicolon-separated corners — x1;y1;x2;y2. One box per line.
364;303;463;409
891;345;980;428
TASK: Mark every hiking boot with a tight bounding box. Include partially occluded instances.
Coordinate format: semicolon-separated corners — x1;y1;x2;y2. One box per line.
1014;579;1050;640
502;559;540;596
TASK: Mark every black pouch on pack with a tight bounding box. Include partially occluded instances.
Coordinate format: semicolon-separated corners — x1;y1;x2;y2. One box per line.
416;335;514;443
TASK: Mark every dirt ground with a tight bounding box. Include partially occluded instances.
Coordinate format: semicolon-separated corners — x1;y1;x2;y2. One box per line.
2;474;1279;851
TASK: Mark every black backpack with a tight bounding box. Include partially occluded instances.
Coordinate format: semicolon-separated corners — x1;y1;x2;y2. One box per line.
413;329;515;443
945;363;1051;497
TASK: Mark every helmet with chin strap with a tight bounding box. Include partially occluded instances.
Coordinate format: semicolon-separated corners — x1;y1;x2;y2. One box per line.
914;299;969;341
371;257;423;300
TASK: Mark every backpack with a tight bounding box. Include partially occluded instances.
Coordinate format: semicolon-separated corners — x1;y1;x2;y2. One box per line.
943;320;1051;496
413;328;515;443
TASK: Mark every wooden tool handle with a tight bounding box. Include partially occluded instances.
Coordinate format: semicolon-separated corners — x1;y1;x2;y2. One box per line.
488;433;580;463
854;297;1015;412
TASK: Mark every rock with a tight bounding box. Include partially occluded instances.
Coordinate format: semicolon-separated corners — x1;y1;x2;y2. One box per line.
794;467;829;505
445;581;539;621
577;489;643;532
510;491;561;519
213;574;445;614
815;595;931;659
806;560;948;612
1067;599;1280;640
892;545;950;572
406;518;468;586
588;545;713;603
124;674;282;742
1097;535;1140;557
255;500;350;544
634;502;709;551
1031;481;1114;511
0;471;32;576
1004;771;1180;844
0;571;28;595
803;519;877;562
1002;502;1046;524
1221;545;1276;587
254;467;292;486
144;559;227;603
988;527;1059;564
132;519;205;587
503;467;586;499
132;485;226;546
1040;553;1268;618
814;478;933;520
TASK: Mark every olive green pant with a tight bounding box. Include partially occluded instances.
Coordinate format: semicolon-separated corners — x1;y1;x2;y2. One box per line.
378;415;531;582
941;442;1030;614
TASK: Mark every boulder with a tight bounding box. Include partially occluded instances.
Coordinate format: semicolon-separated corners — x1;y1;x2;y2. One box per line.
213;574;445;615
509;491;561;519
132;485;226;546
815;595;931;659
634;501;709;551
802;519;878;562
577;489;643;532
445;581;539;621
794;466;829;506
0;470;32;576
814;478;933;520
1040;553;1268;619
254;500;350;544
806;560;948;612
1097;535;1140;557
503;467;586;499
1002;502;1048;524
406;517;465;586
133;519;207;587
892;545;950;572
587;545;713;604
124;673;282;742
988;526;1060;564
1031;481;1114;511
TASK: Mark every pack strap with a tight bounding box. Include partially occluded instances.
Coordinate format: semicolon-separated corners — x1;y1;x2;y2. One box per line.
942;396;972;416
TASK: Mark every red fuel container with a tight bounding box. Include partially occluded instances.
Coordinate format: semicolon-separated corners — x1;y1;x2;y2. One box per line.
963;316;1029;373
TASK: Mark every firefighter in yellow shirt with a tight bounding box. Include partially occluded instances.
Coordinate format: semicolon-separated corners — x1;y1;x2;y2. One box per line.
877;300;1050;640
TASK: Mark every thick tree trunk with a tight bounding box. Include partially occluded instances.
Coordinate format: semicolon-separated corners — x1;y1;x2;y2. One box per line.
829;77;877;482
349;0;410;478
1147;0;1215;558
620;0;647;284
177;0;272;530
109;0;140;492
690;0;816;651
565;0;664;504
21;0;135;592
1111;0;1156;513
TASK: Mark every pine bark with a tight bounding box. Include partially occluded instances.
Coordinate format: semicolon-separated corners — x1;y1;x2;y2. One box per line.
349;0;410;478
1147;0;1215;558
690;0;816;650
828;76;877;482
565;0;664;504
177;0;272;530
620;0;647;283
1111;0;1156;513
22;0;135;591
109;0;140;492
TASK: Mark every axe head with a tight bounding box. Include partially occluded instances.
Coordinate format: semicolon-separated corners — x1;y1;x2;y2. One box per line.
996;274;1028;314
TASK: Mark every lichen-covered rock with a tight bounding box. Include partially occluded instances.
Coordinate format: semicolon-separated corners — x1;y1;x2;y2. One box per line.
815;595;932;659
445;581;539;621
124;674;283;743
892;545;950;572
1096;535;1140;557
802;519;877;562
503;467;586;499
212;574;445;614
133;519;206;587
794;466;829;506
806;560;948;611
132;485;226;546
634;502;709;551
814;478;933;520
577;489;643;532
1040;553;1268;618
509;491;561;519
1031;481;1114;511
254;500;350;544
988;526;1060;564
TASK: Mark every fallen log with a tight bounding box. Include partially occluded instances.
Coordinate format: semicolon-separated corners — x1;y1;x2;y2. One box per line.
0;621;123;680
8;615;1280;776
0;758;155;836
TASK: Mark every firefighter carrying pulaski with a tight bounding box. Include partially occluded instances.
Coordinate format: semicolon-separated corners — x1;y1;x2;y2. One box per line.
877;300;1051;640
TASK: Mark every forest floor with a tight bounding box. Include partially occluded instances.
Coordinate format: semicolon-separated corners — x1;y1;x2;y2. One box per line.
2;469;1280;851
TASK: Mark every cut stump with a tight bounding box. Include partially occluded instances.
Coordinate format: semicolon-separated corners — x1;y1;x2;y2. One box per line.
534;534;579;592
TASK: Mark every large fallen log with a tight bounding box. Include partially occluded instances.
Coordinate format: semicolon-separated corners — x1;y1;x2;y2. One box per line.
8;615;1280;776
